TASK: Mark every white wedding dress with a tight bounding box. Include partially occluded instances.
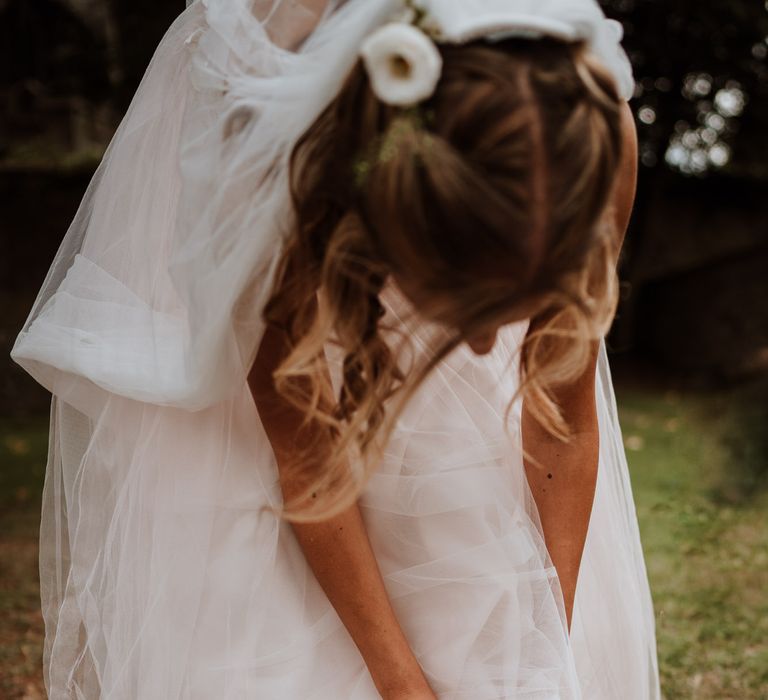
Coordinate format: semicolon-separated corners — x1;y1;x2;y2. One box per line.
11;1;660;697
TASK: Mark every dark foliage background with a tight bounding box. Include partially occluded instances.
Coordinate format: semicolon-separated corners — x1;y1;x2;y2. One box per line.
600;0;768;380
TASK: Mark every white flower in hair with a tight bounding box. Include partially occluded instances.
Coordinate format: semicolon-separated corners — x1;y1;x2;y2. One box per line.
360;23;443;107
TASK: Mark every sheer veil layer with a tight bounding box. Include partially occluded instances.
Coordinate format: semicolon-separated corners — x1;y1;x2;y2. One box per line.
11;1;659;697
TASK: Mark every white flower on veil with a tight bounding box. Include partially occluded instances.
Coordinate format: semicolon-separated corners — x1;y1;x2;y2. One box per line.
360;23;443;107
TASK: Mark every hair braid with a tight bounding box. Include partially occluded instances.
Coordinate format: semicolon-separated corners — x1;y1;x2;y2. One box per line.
336;268;386;414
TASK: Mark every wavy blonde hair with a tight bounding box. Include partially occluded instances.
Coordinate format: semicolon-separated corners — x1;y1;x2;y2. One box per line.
263;38;624;521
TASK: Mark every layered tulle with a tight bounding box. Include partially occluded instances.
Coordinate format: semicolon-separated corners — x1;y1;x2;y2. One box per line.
11;1;658;697
35;321;659;699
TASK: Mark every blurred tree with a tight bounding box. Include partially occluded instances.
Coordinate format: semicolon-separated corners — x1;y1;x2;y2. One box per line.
107;0;180;111
0;0;111;100
601;0;768;180
0;0;112;155
600;0;768;378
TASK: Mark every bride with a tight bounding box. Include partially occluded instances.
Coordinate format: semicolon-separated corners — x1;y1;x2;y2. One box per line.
12;0;660;697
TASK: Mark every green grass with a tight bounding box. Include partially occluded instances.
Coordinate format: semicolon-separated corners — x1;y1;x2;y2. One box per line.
619;383;768;699
0;418;48;514
0;416;48;700
0;385;766;699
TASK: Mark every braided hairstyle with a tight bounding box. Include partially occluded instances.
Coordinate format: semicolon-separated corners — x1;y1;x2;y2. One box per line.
264;37;624;520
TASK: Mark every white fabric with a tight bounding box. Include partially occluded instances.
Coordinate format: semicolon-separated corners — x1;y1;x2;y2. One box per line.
423;0;634;101
11;1;658;697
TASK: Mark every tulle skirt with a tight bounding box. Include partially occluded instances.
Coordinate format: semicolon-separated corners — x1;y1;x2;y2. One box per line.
33;329;659;700
11;2;660;697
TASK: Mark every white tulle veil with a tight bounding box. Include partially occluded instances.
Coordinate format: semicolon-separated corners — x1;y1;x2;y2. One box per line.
11;1;657;698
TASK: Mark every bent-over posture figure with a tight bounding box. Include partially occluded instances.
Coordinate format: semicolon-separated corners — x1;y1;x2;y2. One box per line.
12;1;660;697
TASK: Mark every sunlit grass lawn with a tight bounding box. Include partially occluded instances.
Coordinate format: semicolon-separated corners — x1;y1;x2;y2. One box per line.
0;381;766;699
620;382;768;699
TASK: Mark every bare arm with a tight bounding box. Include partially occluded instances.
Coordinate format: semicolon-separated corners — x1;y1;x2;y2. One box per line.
248;324;435;700
522;102;638;630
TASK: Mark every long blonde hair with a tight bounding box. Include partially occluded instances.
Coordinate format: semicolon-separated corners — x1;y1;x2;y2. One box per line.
264;38;624;521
